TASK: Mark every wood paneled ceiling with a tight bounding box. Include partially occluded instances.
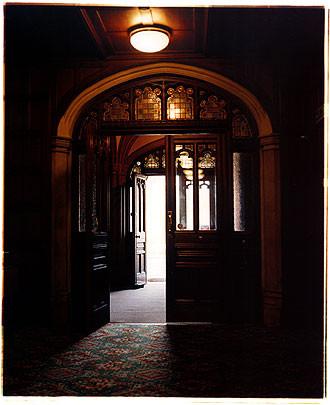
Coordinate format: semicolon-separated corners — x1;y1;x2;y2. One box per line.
4;5;324;63
80;7;208;58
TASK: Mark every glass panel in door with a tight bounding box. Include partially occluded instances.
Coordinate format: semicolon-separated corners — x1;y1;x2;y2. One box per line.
175;144;194;231
198;144;217;230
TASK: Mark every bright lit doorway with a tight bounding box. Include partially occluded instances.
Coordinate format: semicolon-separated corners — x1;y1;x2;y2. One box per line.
110;174;166;323
146;175;166;282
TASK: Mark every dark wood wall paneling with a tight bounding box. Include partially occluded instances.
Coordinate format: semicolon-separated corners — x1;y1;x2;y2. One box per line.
4;67;53;327
280;61;324;330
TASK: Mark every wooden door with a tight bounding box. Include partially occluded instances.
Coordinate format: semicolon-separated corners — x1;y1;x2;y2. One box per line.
72;119;111;333
132;174;147;287
166;135;223;322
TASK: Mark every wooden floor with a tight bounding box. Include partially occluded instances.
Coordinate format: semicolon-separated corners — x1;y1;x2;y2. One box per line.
110;281;166;323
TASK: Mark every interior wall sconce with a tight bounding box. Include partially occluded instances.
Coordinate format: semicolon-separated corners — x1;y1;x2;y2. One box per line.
129;7;171;53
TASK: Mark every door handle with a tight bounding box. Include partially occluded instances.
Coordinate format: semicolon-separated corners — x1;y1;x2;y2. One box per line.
168;210;173;233
135;235;140;238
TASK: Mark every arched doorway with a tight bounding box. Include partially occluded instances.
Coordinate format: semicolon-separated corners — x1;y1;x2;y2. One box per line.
52;63;280;330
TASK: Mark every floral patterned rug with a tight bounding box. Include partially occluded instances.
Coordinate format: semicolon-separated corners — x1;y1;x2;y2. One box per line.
3;323;324;398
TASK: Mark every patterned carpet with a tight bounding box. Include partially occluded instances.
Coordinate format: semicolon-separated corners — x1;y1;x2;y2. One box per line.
3;323;324;398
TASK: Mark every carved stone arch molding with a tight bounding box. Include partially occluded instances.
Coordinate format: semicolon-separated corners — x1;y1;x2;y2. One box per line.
52;62;280;328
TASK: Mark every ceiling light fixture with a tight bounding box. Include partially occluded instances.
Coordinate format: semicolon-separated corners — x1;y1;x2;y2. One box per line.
129;26;170;53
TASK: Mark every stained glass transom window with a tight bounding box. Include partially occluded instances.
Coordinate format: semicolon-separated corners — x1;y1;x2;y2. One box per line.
167;86;194;120
232;109;252;137
135;87;162;120
200;96;227;120
103;96;129;121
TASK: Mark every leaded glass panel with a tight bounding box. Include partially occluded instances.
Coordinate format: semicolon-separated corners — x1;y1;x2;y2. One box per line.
232;110;252;137
135;87;162;120
175;144;194;230
198;144;216;168
144;153;160;169
167;86;194;120
103;96;129;121
200;96;227;120
198;144;217;230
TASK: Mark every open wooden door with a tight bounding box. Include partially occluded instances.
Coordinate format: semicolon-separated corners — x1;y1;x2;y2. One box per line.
166;134;223;322
132;174;147;287
72;117;111;333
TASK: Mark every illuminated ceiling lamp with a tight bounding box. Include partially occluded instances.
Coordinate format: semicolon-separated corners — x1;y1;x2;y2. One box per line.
129;7;170;53
130;27;170;53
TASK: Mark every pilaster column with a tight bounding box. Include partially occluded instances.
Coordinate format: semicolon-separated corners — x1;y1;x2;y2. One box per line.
51;136;72;330
260;133;282;326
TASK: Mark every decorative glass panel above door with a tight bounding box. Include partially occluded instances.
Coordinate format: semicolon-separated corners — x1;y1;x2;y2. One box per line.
167;86;194;120
198;144;217;230
135;87;162;120
175;144;194;230
200;96;227;120
92;78;257;134
232;109;252;137
103;96;129;121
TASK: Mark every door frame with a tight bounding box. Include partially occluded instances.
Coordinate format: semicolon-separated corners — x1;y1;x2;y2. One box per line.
52;63;280;328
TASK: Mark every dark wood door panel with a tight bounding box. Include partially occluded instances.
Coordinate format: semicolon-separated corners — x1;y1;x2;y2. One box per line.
72;232;110;332
174;267;220;298
166;134;223;322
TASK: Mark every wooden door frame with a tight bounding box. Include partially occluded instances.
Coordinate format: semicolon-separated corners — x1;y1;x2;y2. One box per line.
52;63;280;329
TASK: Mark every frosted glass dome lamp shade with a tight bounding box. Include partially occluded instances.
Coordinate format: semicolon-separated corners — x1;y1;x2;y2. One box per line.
129;27;170;53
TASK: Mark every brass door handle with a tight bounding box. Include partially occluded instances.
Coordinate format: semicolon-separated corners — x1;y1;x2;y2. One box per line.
168;210;173;232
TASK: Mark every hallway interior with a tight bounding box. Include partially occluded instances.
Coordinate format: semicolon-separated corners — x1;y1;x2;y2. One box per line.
110;281;166;323
3;5;325;400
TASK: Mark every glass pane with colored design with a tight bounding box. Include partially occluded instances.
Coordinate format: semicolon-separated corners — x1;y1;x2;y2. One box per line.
175;144;194;231
198;144;217;230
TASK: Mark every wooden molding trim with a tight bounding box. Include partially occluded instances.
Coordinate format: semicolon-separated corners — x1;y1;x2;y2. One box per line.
260;133;280;147
57;63;273;139
52;136;72;153
260;134;282;326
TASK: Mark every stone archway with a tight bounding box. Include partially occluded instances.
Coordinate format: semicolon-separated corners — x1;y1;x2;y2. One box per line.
52;62;280;328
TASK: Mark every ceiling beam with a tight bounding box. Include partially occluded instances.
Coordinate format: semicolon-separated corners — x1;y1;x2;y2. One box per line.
79;8;110;58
